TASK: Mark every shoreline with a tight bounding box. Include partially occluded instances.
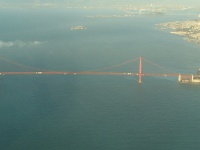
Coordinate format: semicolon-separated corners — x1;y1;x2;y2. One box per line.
156;20;200;45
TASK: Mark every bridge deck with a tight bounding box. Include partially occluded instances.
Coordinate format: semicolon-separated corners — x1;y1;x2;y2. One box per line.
0;71;189;77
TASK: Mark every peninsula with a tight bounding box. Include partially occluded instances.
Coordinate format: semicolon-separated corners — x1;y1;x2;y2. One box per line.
156;20;200;44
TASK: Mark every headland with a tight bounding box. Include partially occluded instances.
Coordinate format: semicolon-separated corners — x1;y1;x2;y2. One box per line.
156;20;200;44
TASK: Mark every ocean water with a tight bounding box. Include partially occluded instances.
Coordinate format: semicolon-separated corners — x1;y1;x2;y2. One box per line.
0;8;200;150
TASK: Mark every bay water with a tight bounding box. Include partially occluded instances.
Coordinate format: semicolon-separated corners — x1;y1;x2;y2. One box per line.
0;8;200;150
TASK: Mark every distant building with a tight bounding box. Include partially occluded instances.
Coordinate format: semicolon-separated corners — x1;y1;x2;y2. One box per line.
197;69;200;75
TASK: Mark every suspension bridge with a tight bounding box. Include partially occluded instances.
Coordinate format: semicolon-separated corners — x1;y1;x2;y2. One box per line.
0;56;198;83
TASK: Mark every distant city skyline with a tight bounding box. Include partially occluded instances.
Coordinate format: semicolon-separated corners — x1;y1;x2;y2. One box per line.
0;0;199;6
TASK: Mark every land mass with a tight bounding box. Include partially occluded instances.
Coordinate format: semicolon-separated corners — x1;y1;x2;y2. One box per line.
86;14;134;18
71;26;87;30
156;20;200;44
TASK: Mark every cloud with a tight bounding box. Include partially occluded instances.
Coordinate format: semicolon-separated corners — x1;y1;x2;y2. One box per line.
32;41;41;45
0;41;14;48
0;40;44;48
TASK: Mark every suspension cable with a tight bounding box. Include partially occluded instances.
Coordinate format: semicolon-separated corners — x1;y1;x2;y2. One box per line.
0;56;55;72
87;57;139;72
142;57;175;73
0;56;139;72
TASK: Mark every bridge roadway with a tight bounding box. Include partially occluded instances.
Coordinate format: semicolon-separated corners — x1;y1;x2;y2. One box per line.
0;71;133;76
0;71;189;77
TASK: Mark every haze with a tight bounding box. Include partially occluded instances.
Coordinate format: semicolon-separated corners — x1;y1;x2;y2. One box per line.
0;0;200;6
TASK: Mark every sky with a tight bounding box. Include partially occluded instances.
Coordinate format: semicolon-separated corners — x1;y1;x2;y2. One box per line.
0;0;199;7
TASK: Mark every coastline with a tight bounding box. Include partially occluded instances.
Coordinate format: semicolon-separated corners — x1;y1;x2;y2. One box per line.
156;20;200;45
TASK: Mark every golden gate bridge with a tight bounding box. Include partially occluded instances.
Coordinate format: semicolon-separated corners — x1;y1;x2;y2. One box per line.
0;56;196;83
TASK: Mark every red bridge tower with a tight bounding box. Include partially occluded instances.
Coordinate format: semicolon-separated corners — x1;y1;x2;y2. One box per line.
138;57;142;83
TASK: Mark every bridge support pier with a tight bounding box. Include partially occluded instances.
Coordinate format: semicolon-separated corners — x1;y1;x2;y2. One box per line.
191;74;194;82
178;74;193;83
178;74;181;82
